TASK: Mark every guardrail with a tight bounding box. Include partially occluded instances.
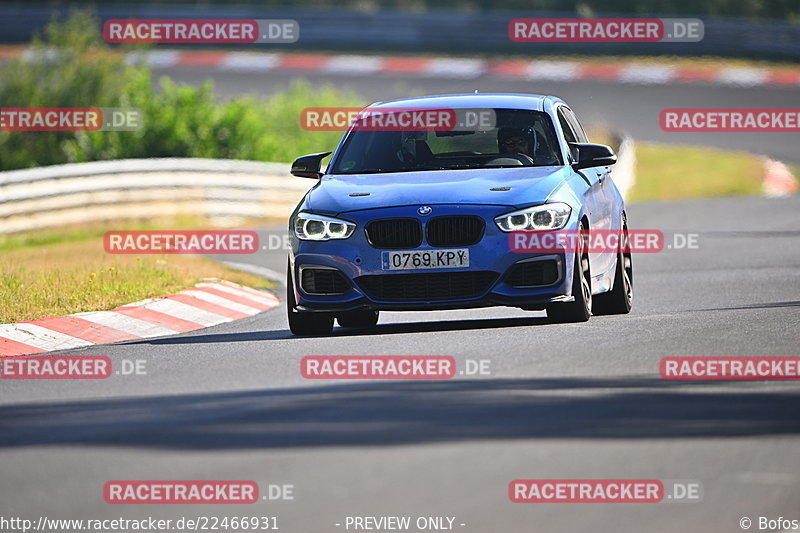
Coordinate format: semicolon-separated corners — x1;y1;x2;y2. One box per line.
0;5;798;59
0;138;635;234
0;158;311;234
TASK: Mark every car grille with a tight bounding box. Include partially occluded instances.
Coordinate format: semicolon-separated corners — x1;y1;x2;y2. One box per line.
504;260;560;288
301;268;351;295
366;218;422;249
426;215;485;247
356;271;497;301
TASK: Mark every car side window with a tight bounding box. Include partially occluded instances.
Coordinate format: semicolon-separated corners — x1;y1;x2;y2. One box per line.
561;107;589;143
557;107;581;163
557;108;578;144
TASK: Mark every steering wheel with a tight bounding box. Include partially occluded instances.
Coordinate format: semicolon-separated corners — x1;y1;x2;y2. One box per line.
488;152;536;166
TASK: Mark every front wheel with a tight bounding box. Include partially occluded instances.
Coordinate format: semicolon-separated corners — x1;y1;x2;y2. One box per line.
547;223;591;323
287;263;334;336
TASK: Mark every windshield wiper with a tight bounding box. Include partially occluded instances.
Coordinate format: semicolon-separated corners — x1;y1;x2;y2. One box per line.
415;164;476;171
336;168;418;174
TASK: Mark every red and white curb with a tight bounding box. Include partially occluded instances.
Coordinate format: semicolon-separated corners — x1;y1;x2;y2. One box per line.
128;52;800;87
2;47;800;87
0;279;279;357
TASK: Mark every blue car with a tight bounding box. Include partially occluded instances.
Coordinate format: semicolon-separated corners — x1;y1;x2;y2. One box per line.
287;93;633;335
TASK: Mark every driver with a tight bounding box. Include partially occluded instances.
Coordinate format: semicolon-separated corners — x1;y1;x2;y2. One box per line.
497;127;536;157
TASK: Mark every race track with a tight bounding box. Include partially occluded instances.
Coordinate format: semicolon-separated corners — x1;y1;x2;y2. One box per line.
167;66;800;164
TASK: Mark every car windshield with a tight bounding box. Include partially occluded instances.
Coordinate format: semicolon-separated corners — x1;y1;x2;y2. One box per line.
329;108;563;174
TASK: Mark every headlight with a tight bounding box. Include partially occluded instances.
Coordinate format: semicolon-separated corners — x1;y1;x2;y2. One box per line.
294;212;356;241
494;202;572;232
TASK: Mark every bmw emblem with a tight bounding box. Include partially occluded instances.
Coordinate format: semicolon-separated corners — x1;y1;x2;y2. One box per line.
418;206;432;216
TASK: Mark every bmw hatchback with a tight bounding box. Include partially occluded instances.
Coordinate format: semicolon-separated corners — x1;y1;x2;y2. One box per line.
287;93;633;335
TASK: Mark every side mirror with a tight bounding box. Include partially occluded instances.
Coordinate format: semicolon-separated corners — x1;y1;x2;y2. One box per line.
569;143;617;170
291;151;332;179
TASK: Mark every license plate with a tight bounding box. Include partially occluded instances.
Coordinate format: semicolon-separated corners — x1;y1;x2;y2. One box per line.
382;249;470;270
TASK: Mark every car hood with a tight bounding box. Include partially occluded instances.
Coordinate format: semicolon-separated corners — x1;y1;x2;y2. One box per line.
305;167;570;214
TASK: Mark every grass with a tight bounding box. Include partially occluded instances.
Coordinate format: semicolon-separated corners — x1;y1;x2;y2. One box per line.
584;125;615;149
0;215;281;253
0;215;204;253
0;218;276;324
628;142;764;203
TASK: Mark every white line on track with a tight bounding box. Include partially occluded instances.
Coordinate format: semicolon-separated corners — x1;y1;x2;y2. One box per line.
223;261;287;287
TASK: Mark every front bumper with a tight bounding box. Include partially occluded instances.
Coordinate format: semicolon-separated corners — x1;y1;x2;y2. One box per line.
290;204;577;313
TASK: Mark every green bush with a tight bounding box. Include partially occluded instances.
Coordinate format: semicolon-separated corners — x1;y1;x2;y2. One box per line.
0;10;362;170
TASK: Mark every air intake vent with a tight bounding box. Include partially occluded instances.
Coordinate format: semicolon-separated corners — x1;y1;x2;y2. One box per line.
426;215;485;247
504;260;560;288
356;271;497;301
366;218;423;249
301;268;351;294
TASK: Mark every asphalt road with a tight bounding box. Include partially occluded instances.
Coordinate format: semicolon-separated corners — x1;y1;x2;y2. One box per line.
165;67;800;164
1;69;800;532
2;195;799;532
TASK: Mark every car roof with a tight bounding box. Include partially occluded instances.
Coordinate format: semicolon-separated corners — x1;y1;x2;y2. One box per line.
369;93;559;112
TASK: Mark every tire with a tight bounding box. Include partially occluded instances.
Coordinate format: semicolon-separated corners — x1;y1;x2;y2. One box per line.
547;222;591;323
286;263;334;336
593;217;633;315
337;310;379;328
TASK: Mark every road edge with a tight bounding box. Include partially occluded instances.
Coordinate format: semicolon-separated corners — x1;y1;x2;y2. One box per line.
0;279;280;357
